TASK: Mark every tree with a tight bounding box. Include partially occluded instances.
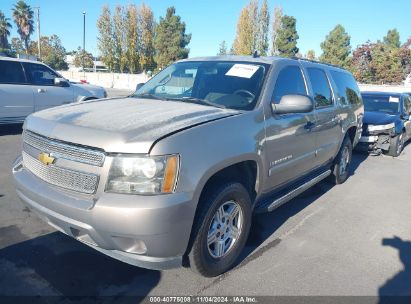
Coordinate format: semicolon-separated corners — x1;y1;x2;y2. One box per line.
125;4;140;74
370;42;403;83
113;5;127;73
12;0;34;53
352;41;406;84
10;37;24;54
28;35;68;70
305;49;316;60
256;0;269;56
320;24;351;67
384;29;401;48
232;0;258;55
275;15;299;57
73;47;94;69
97;6;116;72
218;40;227;55
271;6;283;55
139;3;156;72
154;7;191;68
0;10;12;52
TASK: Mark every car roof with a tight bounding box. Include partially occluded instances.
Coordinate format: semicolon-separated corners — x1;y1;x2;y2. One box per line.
178;55;348;72
0;56;42;64
361;91;404;97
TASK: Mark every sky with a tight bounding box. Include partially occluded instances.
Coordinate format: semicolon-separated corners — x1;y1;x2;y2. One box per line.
1;0;410;58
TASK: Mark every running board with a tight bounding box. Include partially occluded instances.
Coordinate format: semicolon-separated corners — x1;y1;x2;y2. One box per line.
257;170;331;213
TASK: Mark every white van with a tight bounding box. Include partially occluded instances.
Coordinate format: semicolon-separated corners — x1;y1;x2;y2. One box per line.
0;57;107;124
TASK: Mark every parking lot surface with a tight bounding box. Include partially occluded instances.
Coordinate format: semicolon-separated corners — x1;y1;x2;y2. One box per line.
0;91;410;298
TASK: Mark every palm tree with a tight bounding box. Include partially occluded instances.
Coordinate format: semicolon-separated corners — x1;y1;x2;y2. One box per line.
0;10;12;50
12;0;34;53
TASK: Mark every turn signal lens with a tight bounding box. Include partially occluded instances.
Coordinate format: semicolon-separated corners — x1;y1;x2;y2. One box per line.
162;155;179;193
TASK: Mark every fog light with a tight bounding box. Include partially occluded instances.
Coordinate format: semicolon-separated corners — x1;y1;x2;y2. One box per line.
112;236;147;255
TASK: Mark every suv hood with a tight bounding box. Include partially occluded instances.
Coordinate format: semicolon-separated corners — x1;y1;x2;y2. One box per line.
363;111;398;125
25;97;239;153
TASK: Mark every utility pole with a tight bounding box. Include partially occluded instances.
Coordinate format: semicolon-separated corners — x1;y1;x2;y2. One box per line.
82;11;86;74
34;7;41;59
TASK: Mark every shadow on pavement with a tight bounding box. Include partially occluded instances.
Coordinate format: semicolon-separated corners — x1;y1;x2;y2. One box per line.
379;236;411;302
238;152;368;267
0;124;23;136
0;231;161;297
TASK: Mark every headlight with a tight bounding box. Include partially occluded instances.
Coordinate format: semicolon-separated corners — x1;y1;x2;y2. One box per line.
367;123;395;132
106;154;179;195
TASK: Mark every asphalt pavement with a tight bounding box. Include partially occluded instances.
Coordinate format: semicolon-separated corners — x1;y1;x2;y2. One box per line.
0;92;410;299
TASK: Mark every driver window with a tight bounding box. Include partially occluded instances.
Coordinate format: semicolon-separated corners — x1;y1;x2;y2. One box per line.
24;63;58;86
273;66;307;104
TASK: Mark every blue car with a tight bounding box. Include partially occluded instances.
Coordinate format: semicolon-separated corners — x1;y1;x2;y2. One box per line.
358;92;411;156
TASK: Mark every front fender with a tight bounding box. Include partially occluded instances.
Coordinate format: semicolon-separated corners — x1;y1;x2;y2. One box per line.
150;111;266;210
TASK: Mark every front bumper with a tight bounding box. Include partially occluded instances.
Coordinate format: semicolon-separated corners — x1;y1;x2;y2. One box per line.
12;156;195;270
357;134;391;152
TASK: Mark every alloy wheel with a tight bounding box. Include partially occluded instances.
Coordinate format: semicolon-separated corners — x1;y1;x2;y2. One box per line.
207;200;243;259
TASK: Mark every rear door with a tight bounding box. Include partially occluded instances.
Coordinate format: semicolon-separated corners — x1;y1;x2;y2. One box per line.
304;66;341;167
263;63;317;191
23;62;74;111
0;60;34;124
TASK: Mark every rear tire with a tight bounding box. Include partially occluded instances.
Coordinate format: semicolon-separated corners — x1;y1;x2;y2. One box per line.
387;132;405;157
187;182;252;277
330;136;352;185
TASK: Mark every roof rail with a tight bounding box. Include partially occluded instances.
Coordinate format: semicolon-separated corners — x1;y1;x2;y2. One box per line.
291;57;343;69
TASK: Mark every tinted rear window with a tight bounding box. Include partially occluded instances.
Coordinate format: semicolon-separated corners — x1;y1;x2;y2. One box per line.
0;60;26;84
330;70;362;105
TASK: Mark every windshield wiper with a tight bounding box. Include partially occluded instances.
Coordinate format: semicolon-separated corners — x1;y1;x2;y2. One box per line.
169;97;226;109
132;93;167;101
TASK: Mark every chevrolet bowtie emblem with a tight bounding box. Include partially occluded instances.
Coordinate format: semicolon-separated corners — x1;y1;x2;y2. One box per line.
38;152;55;166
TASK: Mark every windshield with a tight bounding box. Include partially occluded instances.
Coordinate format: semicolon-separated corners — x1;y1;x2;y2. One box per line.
362;95;400;114
132;61;269;110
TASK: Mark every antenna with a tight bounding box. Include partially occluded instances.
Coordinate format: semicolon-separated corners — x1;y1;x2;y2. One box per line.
253;50;259;58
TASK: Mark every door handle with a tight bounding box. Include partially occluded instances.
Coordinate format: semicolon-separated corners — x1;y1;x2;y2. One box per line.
304;121;315;130
37;88;46;93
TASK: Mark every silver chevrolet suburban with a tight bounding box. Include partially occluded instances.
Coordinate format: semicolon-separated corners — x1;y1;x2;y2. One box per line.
12;56;363;277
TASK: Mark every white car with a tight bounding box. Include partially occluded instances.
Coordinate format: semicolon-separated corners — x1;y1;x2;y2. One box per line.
0;57;107;124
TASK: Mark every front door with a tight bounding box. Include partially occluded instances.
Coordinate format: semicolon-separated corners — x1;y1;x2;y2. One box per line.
23;62;73;112
263;64;317;192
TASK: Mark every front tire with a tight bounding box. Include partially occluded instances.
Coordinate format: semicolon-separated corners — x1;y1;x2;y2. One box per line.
187;182;252;277
330;136;353;184
387;132;405;157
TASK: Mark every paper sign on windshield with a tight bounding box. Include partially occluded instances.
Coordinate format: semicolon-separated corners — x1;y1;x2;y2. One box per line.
389;96;399;103
226;64;259;79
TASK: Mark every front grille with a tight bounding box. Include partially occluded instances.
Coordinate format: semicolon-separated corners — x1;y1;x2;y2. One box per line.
23;130;105;167
22;152;99;194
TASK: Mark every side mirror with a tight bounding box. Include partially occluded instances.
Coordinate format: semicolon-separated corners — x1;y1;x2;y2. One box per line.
272;94;314;115
136;83;145;91
54;77;70;87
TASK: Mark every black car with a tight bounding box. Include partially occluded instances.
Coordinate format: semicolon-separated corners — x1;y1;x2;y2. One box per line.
358;92;411;156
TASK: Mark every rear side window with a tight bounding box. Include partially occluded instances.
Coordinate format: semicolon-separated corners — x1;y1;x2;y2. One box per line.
0;60;26;84
23;63;59;86
307;68;333;107
330;70;362;106
272;66;306;103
